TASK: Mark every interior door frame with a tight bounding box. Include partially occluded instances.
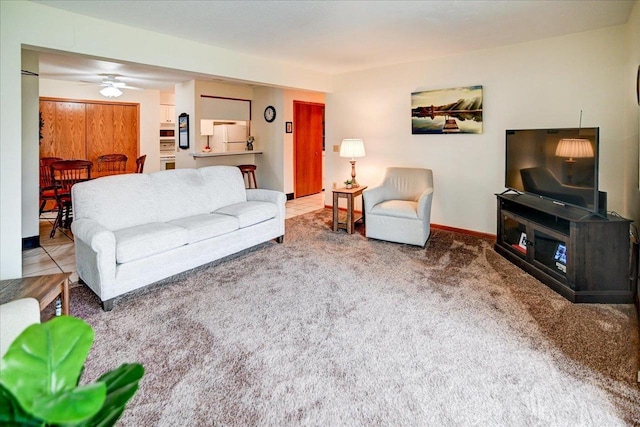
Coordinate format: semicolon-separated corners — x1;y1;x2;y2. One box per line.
293;100;325;198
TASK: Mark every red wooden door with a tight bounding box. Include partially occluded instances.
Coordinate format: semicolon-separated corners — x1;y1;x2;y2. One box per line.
294;101;324;197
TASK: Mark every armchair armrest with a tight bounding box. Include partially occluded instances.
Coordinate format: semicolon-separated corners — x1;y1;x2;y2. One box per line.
363;186;387;212
416;187;434;220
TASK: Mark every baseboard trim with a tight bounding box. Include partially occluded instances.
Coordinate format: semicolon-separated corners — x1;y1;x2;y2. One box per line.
319;207;496;240
22;235;40;250
430;223;496;240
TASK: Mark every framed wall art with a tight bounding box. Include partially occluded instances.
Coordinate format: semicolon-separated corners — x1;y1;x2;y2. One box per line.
178;113;189;149
286;122;293;133
411;85;483;134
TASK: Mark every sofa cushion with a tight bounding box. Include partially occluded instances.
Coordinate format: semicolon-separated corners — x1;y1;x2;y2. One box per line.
168;213;239;244
114;222;189;264
370;200;419;219
72;174;159;230
198;166;247;212
149;169;211;223
215;201;278;228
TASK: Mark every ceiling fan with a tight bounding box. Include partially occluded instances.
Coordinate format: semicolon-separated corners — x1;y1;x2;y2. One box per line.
94;74;140;98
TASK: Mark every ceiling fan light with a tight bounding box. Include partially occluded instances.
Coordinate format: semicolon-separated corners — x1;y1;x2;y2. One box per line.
99;86;123;98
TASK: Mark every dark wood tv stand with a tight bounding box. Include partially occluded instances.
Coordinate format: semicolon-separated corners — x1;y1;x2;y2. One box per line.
495;193;632;303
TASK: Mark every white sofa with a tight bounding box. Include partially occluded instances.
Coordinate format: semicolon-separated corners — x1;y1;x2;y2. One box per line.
71;166;286;311
363;167;434;247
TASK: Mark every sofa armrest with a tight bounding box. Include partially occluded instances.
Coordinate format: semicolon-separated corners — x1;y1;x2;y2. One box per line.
246;189;286;206
416;188;434;220
246;190;286;234
363;186;387;212
72;218;116;254
71;219;117;296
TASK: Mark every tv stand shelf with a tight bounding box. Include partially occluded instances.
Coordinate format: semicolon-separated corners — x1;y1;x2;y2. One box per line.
495;193;632;303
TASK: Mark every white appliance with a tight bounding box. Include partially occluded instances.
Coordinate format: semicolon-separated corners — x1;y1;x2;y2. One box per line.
213;124;247;152
160;141;175;170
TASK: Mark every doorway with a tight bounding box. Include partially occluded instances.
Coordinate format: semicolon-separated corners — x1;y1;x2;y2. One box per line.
294;101;324;198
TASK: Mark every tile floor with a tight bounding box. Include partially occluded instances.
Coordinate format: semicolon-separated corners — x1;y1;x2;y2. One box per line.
22;192;326;282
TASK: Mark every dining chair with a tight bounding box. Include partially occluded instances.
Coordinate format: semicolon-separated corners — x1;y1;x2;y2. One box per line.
97;153;128;176
49;160;92;238
39;157;63;215
135;154;146;173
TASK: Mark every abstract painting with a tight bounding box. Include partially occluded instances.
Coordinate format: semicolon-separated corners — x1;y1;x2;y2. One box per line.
411;85;483;134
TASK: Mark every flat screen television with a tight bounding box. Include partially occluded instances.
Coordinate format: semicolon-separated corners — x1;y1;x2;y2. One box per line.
505;127;605;217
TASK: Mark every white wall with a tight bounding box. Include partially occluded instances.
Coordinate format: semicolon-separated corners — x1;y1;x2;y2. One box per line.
326;25;631;235
252;87;285;191
39;78;162;173
22;51;40;242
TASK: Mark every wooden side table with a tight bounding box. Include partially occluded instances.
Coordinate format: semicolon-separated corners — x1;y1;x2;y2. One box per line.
332;186;367;234
0;272;71;315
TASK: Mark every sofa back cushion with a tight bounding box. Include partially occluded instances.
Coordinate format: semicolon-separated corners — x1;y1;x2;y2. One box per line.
72;173;159;230
149;169;211;222
198;166;247;211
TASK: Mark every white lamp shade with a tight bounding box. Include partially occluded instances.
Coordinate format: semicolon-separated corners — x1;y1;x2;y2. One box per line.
200;120;214;136
99;86;122;98
555;138;594;158
340;138;366;158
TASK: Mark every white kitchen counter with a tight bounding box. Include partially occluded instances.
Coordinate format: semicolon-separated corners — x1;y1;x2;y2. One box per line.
192;150;262;158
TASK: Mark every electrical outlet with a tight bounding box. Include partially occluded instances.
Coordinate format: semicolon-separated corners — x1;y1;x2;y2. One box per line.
333;145;339;152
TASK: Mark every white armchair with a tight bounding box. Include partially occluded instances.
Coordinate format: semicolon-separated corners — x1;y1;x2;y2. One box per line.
363;167;434;247
0;298;40;357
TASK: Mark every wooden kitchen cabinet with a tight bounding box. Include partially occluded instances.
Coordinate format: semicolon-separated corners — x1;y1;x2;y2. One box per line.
40;98;139;174
39;100;87;160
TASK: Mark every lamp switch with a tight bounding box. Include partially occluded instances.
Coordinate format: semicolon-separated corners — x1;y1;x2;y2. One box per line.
333;145;339;152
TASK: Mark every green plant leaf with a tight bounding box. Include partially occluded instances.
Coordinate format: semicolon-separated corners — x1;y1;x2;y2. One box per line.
0;316;95;419
31;382;106;424
78;363;145;427
0;383;44;426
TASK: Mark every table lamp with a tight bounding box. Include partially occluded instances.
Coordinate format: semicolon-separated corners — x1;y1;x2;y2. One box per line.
200;120;214;152
340;138;366;188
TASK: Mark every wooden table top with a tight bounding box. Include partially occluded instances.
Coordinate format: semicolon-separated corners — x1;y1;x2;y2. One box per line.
0;273;71;305
333;185;367;195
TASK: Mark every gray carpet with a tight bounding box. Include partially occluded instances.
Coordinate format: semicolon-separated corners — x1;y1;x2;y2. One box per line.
68;208;640;426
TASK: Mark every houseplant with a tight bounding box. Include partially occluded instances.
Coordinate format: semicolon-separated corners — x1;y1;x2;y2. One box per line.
344;179;353;189
0;316;143;426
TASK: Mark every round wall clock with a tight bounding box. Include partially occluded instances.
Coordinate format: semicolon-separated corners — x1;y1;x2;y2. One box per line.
264;105;276;123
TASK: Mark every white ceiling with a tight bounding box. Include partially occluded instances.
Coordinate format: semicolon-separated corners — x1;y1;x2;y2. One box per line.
33;0;636;91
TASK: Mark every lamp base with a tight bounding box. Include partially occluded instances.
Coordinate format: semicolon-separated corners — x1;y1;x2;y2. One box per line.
350;160;359;187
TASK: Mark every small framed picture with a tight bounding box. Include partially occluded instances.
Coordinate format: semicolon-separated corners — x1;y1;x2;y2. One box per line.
518;232;527;250
286;122;293;133
178;113;189;149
